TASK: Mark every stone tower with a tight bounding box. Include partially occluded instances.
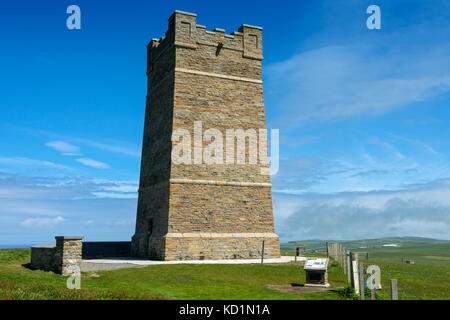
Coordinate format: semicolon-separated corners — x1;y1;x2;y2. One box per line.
131;11;280;260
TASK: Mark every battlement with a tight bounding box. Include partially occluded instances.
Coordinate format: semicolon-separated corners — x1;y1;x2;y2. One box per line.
147;10;263;71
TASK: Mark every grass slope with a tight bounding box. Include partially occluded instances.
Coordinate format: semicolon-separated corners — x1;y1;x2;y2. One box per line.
357;258;450;300
0;249;349;300
1;244;448;300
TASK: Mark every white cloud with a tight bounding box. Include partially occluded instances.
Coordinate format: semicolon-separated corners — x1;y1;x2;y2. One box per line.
91;192;137;199
76;138;140;158
13;126;141;157
0;156;70;170
20;216;64;227
76;158;110;169
273;178;450;241
45;141;81;156
265;22;450;128
0;173;138;243
107;219;135;227
391;134;439;155
0;172;138;200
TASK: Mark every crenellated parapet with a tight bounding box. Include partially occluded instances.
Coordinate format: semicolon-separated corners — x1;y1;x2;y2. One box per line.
146;10;263;75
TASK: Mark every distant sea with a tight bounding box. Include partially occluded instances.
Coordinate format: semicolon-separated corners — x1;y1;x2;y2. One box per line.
0;245;31;249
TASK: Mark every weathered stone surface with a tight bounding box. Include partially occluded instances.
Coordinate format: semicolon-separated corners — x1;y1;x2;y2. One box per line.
31;236;83;275
31;242;57;272
131;11;280;260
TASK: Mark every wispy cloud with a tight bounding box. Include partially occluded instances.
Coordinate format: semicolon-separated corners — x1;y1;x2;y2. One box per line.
45;141;81;156
367;137;405;160
0;172;138;200
20;216;64;227
76;158;110;169
75;138;140;158
0;156;70;170
391;134;439;155
0;172;138;243
266;21;450;129
11;126;141;157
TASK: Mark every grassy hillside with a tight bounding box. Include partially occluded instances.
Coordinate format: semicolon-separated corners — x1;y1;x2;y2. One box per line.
0;248;350;300
282;237;450;299
1;242;448;300
282;237;450;266
357;258;450;300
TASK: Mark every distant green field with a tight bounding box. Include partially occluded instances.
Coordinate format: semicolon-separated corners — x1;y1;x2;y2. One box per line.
356;258;450;300
281;237;450;266
282;237;450;300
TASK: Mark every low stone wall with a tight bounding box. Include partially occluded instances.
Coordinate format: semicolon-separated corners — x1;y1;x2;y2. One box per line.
82;241;131;259
30;242;57;272
55;236;83;275
31;238;134;274
31;236;83;275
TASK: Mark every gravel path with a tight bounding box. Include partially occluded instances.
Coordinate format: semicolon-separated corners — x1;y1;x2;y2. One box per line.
81;256;306;272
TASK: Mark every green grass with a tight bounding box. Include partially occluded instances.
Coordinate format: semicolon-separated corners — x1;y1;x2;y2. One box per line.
283;237;450;266
282;238;450;300
0;249;165;300
0;248;349;300
1;244;448;300
358;258;450;300
353;244;450;266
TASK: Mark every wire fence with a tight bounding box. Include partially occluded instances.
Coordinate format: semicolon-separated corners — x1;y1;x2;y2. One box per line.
283;241;425;300
327;242;428;300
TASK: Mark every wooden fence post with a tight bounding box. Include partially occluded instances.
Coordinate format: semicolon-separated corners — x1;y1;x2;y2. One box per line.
336;243;341;264
261;240;265;264
369;266;376;300
338;244;341;265
347;250;351;284
359;262;365;300
350;252;360;295
390;279;398;300
343;249;347;275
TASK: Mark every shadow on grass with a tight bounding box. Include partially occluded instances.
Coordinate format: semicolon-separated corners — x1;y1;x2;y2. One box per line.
21;263;38;271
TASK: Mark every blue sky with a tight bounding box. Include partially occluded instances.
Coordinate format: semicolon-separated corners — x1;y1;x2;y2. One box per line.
0;0;449;244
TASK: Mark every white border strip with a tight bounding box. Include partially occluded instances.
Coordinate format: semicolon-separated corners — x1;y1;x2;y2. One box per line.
152;232;279;238
170;178;271;187
175;68;262;84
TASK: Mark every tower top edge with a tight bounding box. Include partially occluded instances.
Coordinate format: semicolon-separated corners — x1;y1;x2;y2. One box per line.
170;10;197;18
147;11;264;62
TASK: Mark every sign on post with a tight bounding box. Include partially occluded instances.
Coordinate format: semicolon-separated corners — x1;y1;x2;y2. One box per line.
304;258;330;287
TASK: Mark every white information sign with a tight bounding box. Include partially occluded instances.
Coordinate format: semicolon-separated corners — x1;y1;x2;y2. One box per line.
304;258;327;270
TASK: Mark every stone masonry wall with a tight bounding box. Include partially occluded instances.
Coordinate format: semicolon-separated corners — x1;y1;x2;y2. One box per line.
31;245;57;272
54;236;83;275
30;236;83;275
150;234;280;261
131;11;280;260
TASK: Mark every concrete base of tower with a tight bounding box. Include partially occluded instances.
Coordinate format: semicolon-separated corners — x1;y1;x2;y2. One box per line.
133;232;280;261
